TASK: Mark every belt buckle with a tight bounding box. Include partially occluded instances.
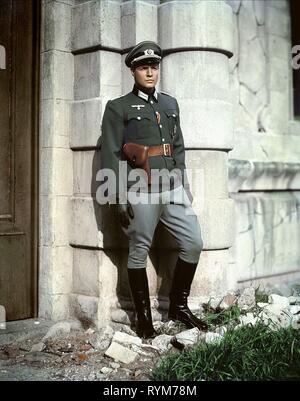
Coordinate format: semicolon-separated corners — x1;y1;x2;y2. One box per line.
163;143;171;156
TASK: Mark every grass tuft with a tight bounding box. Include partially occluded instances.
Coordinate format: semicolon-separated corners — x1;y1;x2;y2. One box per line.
151;323;300;381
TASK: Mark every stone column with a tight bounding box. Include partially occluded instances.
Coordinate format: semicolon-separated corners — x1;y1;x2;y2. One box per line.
157;0;235;307
39;0;74;320
70;0;122;328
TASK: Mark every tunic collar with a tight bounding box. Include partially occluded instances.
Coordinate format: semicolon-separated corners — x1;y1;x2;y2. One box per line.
132;85;158;102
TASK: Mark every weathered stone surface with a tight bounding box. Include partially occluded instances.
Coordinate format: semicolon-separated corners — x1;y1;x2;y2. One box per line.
253;0;265;25
238;0;257;43
72;0;121;50
203;332;223;344
260;90;289;135
40;196;71;247
41;100;70;149
40;148;73;196
268;294;290;309
39;292;70;321
176;99;234;149
101;367;113;374
190;249;234;299
110;308;132;325
229;160;300;191
289;296;300;305
70;197;124;248
230;132;300;166
237;287;256;309
237;312;258;327
161;51;232;149
112;331;142;347
151;334;173;354
240;84;264;120
228;159;254;193
159;0;234;55
41;51;73;100
42;322;71;340
229;14;239;72
290;305;300;315
70;294;99;322
73;150;98;196
196;199;235;249
260;306;293;329
239;38;266;93
267;0;289;10
230;192;300;283
105;341;138;364
266;3;290;38
173;328;201;347
74;51;121;101
39;246;73;295
73;248;99;297
269;58;289;93
30;342;46;353
70;100;102;149
230;66;240;107
185;150;229;199
258;25;267;55
268;35;289;62
162;52;229;101
88;326;114;350
43;0;72;52
219;293;237;309
234;105;257;135
226;0;241;14
121;0;158;48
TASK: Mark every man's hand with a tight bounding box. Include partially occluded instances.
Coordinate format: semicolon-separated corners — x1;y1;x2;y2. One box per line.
117;199;134;229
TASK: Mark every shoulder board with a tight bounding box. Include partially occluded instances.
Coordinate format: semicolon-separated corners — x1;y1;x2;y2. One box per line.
160;91;173;97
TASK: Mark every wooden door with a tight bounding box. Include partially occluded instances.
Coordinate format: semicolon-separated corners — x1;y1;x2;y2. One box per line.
0;0;39;320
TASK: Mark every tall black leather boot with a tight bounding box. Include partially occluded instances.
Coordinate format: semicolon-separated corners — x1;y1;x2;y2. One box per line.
168;257;208;332
127;268;157;339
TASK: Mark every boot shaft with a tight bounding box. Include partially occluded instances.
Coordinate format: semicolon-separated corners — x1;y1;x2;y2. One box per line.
169;257;198;303
127;268;156;338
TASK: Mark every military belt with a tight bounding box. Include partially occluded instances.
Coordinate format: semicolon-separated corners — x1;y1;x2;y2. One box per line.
148;143;173;157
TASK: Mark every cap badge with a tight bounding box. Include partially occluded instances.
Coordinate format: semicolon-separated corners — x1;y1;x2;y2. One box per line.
144;49;154;56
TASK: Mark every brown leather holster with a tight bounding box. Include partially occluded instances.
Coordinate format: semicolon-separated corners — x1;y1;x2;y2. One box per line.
122;143;151;184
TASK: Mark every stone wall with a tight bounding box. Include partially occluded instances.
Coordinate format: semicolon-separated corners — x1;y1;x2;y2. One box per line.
39;0;300;327
226;0;300;288
39;0;236;326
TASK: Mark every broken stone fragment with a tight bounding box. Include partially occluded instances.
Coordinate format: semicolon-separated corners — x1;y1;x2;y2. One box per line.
105;342;138;364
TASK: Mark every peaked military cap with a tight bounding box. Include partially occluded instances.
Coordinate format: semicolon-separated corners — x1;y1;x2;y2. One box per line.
125;41;162;68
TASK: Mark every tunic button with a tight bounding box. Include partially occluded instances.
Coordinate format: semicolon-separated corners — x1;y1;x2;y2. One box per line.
137;116;141;120
159;124;162;128
162;138;165;142
150;100;154;104
172;114;176;117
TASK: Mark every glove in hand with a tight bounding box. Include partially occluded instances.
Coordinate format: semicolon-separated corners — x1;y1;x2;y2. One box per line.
117;199;134;229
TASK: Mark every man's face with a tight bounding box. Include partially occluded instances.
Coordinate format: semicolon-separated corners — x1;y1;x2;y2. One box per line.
131;63;159;89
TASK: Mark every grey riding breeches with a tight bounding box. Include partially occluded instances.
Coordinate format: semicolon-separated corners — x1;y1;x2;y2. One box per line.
121;185;203;269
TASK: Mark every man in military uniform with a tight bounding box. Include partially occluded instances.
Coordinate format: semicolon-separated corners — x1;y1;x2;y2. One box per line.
100;41;207;338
